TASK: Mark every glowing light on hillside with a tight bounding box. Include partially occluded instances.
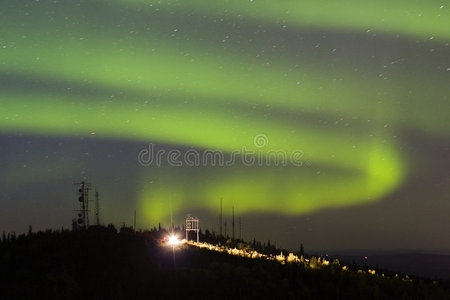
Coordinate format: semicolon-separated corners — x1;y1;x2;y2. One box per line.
167;234;181;246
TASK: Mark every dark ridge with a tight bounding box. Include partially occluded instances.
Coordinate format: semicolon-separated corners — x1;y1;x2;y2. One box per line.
0;227;449;299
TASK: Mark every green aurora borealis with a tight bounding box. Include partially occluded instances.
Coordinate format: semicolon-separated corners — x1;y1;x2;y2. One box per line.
0;0;449;249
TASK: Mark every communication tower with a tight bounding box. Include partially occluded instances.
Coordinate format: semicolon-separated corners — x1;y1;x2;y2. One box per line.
74;181;91;229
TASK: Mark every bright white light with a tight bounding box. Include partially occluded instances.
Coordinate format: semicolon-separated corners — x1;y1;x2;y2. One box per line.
167;234;181;246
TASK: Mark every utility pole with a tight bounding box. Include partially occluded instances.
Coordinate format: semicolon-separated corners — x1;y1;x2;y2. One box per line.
239;216;242;240
224;220;227;238
95;191;100;226
232;206;235;240
134;209;137;233
219;198;223;236
85;186;90;227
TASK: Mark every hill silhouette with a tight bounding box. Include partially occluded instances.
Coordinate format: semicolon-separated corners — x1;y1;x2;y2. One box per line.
0;227;449;299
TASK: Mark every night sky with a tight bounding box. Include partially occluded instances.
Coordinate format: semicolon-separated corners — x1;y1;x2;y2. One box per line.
0;0;449;251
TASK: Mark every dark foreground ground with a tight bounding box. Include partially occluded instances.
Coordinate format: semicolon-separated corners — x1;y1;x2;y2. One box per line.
0;228;449;299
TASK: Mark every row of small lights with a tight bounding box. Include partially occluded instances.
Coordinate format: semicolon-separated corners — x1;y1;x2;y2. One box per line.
164;234;413;282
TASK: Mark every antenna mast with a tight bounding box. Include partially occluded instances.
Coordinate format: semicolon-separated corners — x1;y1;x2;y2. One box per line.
224;220;227;237
95;190;100;226
232;206;235;240
239;216;242;240
134;209;137;233
219;198;223;236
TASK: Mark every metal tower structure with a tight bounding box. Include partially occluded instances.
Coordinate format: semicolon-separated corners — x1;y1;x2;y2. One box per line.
185;215;200;242
74;181;91;229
